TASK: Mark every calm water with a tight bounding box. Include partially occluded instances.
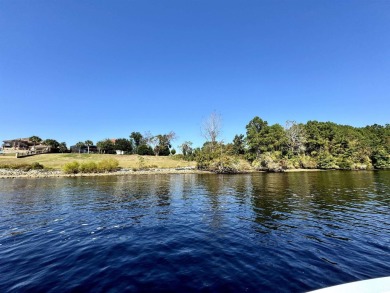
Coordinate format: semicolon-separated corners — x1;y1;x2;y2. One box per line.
0;171;389;292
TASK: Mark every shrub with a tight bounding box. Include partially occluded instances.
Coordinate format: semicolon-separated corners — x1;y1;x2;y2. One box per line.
0;163;44;171
97;158;119;172
63;161;80;174
31;162;44;170
196;155;243;174
252;152;286;172
172;154;185;160
79;161;98;173
337;158;354;170
299;155;318;169
317;152;338;169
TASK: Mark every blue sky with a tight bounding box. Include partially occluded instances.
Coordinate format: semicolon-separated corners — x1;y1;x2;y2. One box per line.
1;0;389;148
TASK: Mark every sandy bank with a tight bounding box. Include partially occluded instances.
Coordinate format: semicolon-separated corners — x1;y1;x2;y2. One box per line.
284;169;324;172
0;168;213;179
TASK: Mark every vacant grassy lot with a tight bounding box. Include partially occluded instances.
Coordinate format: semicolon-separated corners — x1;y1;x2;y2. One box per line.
0;153;195;170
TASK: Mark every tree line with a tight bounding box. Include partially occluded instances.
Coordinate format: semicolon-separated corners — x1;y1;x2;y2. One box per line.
27;114;389;171
28;131;178;156
193;115;390;172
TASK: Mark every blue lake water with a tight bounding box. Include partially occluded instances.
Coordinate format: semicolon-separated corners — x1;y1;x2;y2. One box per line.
0;171;389;292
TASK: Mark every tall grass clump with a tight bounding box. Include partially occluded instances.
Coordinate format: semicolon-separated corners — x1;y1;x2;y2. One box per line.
97;158;119;172
62;159;119;174
62;161;80;174
0;162;44;171
79;161;98;173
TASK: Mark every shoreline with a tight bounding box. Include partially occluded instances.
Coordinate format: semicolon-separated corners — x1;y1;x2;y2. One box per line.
0;168;213;179
0;167;379;179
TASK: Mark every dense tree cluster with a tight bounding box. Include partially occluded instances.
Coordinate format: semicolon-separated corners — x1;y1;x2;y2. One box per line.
27;136;67;153
94;131;177;156
195;116;389;172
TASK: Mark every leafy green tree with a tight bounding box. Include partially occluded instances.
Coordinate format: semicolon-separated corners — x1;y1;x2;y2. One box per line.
59;142;68;153
130;132;143;154
75;141;85;153
137;144;154;155
153;132;176;156
96;139;115;154
232;134;245;155
114;138;133;153
371;147;390;169
29;136;42;146
179;141;193;157
43;139;60;152
245;116;269;160
84;140;93;154
265;124;287;152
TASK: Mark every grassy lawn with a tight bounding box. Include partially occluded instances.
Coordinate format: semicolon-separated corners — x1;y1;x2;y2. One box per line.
0;153;196;170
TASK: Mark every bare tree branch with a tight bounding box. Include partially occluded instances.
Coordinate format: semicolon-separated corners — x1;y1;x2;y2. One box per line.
201;111;222;147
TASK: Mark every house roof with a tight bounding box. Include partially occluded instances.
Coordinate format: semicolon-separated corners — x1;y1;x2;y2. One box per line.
3;138;32;143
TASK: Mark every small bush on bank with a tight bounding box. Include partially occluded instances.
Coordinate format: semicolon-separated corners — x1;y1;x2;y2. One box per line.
97;158;119;172
0;162;45;171
63;161;80;174
62;159;120;174
79;161;97;173
299;155;317;169
31;162;44;170
251;152;286;172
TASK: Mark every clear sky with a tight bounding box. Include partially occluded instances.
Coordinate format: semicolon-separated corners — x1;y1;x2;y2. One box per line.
1;0;389;148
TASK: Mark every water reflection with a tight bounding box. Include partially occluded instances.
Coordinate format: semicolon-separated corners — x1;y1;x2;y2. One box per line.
0;172;389;292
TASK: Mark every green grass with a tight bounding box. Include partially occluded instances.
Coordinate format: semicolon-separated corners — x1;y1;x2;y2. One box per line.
0;153;196;170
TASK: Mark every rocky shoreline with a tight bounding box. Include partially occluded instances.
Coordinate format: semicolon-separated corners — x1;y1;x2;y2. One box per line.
0;167;213;179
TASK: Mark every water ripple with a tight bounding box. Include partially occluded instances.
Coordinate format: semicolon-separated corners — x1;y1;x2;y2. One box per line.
0;172;389;292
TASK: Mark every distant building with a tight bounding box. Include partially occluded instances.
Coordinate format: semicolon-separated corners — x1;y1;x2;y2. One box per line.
70;145;98;153
2;138;51;154
2;138;32;150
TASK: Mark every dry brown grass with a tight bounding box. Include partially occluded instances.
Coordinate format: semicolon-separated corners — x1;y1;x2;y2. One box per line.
0;153;195;170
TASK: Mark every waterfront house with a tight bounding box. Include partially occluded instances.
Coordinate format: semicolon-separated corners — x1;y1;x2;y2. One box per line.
2;138;51;154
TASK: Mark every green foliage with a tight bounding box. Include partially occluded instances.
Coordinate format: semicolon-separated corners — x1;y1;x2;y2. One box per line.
252;152;286;172
238;116;388;171
317;152;338;169
194;141;246;173
137;144;154;155
130;132;143;153
0;162;45;171
245;117;287;160
30;162;44;170
114;138;133;153
29;136;42;145
371;147;390;169
97;158;119;172
153;132;176;156
137;156;146;169
170;148;176;155
79;161;98;173
43;139;60;152
58;142;68;153
232;134;245;155
179;141;194;160
96;139;115;154
62;159;119;174
84;140;93;154
75;142;85;153
298;155;317;169
62;161;80;174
